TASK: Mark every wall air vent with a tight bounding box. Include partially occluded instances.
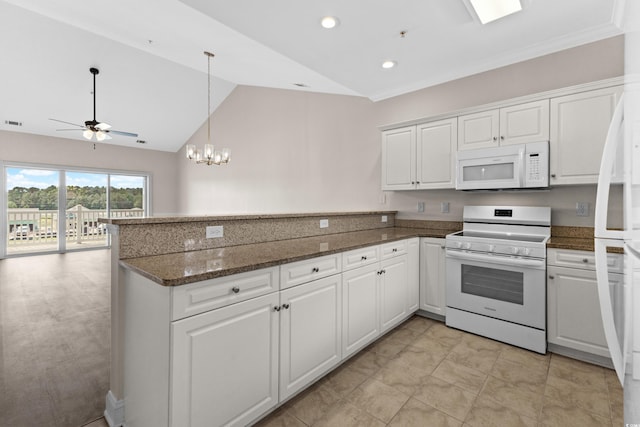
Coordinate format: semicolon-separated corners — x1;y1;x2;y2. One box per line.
5;120;22;126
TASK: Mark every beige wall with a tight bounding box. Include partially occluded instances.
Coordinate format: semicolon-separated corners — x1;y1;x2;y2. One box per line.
0;130;179;215
178;36;624;227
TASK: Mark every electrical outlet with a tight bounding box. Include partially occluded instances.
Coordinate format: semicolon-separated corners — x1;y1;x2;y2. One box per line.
441;202;450;213
206;225;224;238
417;202;425;213
320;219;329;228
381;215;388;223
576;202;590;217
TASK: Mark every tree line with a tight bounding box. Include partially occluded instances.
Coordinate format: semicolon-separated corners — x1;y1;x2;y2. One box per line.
7;185;143;210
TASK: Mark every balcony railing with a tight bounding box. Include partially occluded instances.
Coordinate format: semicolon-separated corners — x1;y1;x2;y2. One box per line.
7;206;144;251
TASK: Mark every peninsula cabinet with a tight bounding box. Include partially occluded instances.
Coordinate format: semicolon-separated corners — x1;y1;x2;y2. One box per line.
549;85;623;185
381;118;457;190
279;274;342;401
457;99;549;151
547;248;623;360
419;238;447;318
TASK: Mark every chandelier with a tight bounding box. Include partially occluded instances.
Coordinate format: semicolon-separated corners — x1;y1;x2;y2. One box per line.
186;51;231;165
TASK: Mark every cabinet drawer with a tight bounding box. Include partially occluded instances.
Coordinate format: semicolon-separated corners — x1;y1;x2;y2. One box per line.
342;245;379;271
547;248;623;273
381;240;408;260
171;267;279;320
280;254;342;289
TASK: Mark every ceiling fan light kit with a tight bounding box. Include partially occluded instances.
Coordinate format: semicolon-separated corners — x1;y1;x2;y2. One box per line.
186;51;231;166
49;67;138;143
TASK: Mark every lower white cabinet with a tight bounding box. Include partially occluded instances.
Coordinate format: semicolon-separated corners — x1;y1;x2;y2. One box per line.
279;275;342;400
380;255;409;333
407;238;420;312
419;238;446;317
547;248;623;358
342;263;380;358
171;293;280;427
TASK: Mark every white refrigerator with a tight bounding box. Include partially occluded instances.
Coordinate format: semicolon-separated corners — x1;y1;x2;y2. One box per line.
595;2;640;422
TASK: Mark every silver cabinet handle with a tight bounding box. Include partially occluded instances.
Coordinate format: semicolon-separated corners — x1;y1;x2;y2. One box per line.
231;286;240;294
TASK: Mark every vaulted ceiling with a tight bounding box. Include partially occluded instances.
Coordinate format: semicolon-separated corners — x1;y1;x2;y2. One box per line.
0;0;624;152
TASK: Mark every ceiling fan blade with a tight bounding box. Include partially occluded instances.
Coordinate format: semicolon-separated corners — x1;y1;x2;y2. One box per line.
109;130;139;138
49;118;86;128
96;122;111;131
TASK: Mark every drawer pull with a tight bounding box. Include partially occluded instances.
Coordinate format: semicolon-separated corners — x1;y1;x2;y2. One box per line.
392;248;398;252
231;286;240;294
361;256;367;261
282;304;290;310
273;306;281;312
582;258;589;263
312;267;320;273
548;275;555;279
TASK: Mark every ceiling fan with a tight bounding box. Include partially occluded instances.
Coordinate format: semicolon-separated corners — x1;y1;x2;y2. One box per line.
50;67;138;142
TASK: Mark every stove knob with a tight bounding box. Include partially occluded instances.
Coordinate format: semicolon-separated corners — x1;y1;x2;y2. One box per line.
488;244;495;252
455;242;462;249
463;242;472;250
512;247;520;255
523;248;531;256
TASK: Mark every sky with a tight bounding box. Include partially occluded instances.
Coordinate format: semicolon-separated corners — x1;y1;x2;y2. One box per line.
5;168;145;190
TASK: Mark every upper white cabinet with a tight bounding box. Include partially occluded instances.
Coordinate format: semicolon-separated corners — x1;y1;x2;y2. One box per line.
549;86;623;185
381;118;457;190
416;118;457;189
458;100;549;150
381;126;415;190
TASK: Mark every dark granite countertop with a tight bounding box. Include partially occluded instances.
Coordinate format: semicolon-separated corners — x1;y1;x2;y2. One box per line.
120;227;451;286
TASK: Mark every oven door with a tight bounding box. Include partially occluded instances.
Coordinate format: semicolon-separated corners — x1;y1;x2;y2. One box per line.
446;249;546;329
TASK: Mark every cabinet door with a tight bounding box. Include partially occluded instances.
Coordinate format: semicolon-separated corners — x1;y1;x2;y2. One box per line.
342;263;380;358
416;118;457;189
499;99;549;146
171;293;279;427
419;238;446;316
547;266;610;357
279;275;342;400
457;109;499;150
380;255;408;334
549;86;623;185
407;238;420;313
381;126;416;190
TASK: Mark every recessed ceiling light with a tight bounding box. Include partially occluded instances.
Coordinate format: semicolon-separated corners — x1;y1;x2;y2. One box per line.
381;60;397;69
321;16;339;29
468;0;523;24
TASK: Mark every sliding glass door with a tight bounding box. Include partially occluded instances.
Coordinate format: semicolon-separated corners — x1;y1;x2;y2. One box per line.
3;164;148;257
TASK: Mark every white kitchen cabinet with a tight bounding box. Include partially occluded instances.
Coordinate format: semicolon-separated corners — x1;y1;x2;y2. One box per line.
380;255;409;334
381;118;457;190
549;85;623;185
342;263;380;358
171;292;280;427
381;126;415;190
419;238;447;317
279;275;342;400
458;100;549;150
407;238;420;312
547;248;623;359
416;118;457;189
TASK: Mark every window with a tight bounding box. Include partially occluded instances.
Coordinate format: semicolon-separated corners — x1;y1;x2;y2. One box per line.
2;163;149;257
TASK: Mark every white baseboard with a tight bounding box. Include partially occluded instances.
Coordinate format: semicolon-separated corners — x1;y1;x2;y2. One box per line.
104;390;125;427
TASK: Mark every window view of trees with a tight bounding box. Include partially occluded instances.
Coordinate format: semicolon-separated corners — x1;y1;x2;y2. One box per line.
7;185;143;209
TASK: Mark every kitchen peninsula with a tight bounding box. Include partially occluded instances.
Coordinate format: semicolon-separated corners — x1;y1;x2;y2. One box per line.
100;211;459;427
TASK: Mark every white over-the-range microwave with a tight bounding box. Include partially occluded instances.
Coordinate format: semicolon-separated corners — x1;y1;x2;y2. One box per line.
455;141;549;190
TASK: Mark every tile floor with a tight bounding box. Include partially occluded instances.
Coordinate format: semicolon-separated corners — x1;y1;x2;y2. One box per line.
0;250;111;427
255;316;623;427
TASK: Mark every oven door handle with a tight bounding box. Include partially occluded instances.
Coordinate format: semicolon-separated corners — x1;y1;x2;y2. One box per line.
446;249;545;269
